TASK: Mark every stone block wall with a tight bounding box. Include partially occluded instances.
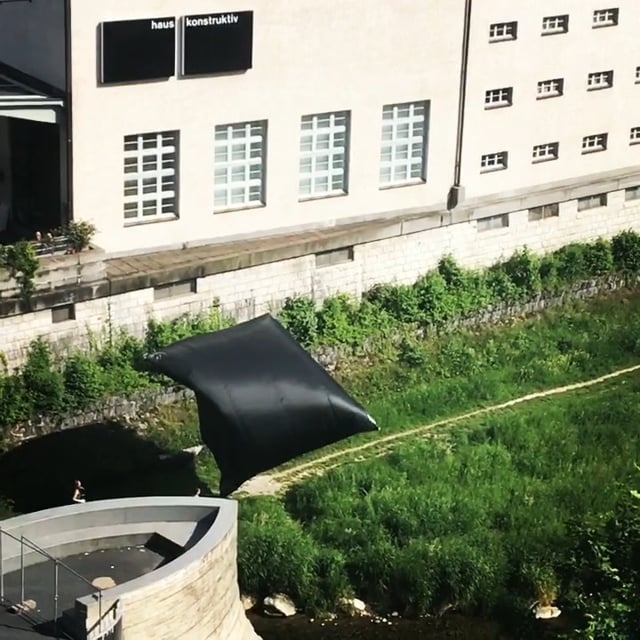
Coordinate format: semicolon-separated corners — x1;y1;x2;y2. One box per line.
1;191;640;368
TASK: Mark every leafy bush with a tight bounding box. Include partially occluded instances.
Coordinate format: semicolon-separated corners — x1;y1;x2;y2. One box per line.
279;296;318;347
21;338;64;416
554;244;589;284
63;354;105;410
502;248;541;301
584;239;614;277
612;230;640;275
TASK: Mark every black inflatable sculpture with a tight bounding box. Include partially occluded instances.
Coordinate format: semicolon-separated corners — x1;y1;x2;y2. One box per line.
144;315;378;496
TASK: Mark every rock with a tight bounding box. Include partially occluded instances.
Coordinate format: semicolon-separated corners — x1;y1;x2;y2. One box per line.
241;594;257;611
183;445;204;456
263;593;296;617
534;604;562;620
338;597;369;617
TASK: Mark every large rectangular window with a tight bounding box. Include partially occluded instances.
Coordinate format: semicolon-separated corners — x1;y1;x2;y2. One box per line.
123;130;178;221
380;101;428;187
480;151;508;173
582;133;608;154
592;8;619;27
537;78;564;99
214;120;266;210
489;21;517;42
299;111;349;198
542;15;569;35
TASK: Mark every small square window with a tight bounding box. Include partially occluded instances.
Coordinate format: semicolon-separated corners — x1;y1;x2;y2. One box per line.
51;304;76;324
577;193;607;211
625;186;640;201
582;133;608;154
587;70;614;91
630;127;640;145
635;67;640;84
477;214;509;232
315;246;354;268
592;8;619;28
542;15;569;35
480;151;508;173
528;204;559;221
532;142;559;163
537;78;564;99
484;87;513;109
489;21;517;42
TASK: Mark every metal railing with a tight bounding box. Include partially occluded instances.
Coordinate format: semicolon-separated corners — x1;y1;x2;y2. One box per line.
0;526;119;639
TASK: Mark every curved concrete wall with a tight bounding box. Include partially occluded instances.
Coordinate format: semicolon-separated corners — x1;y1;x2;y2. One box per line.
0;497;260;640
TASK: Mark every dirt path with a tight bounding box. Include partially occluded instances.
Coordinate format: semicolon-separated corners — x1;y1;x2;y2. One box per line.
237;363;640;497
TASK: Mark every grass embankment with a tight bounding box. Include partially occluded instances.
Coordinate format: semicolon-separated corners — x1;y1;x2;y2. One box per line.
150;290;640;490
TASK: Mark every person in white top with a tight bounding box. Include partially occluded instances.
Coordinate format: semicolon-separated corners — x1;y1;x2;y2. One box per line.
72;479;87;503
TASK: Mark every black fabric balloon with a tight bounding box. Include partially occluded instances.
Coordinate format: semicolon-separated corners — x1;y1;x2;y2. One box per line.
144;315;378;496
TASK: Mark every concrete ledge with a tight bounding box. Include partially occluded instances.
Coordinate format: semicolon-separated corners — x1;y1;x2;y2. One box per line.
0;497;259;640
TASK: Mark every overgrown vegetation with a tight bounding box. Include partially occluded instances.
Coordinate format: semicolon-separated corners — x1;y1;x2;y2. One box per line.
237;377;640;638
2;231;640;437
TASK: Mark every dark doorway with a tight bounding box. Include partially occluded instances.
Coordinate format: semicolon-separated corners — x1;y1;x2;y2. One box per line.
9;117;61;237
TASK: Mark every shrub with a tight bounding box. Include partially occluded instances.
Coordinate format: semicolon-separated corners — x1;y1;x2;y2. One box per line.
364;283;420;324
539;254;560;294
583;239;614;277
413;272;454;327
554;244;589;283
63;353;105;409
316;294;362;346
486;264;520;304
502;248;541;301
21;338;65;416
612;230;640;275
0;374;30;429
278;296;318;347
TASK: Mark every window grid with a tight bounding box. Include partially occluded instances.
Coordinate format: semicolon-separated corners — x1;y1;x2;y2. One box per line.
480;151;508;173
489;21;517;42
630;127;640;145
582;133;608;154
484;87;513;109
577;194;607;211
592;8;619;27
214;121;266;210
542;15;569;35
587;70;614;90
532;142;559;163
529;204;559;221
537;78;564;99
636;67;640;83
299;112;349;198
380;102;427;186
123;131;178;221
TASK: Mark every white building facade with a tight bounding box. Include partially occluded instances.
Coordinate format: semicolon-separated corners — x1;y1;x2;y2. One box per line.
1;1;640;364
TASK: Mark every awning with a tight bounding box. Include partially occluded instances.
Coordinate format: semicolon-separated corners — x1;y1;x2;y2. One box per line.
0;72;64;124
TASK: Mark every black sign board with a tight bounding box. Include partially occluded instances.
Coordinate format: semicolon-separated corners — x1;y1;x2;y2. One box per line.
100;17;176;84
182;11;253;76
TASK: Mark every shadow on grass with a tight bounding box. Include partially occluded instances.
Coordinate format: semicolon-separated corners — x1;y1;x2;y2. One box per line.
0;421;214;515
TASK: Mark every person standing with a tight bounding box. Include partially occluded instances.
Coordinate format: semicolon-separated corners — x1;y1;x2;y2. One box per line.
72;480;87;503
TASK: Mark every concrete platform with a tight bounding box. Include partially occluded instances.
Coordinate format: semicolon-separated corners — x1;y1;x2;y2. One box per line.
0;545;163;639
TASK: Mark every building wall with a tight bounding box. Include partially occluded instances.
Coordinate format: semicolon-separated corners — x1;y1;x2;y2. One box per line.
2;186;640;367
69;0;465;253
461;0;640;199
0;117;11;222
0;0;66;90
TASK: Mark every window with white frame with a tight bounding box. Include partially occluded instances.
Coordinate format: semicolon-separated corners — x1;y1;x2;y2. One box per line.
636;66;640;83
537;78;564;99
489;21;517;42
625;185;640;201
532;142;559;163
582;133;608;154
214;120;266;210
477;214;509;232
379;101;428;186
542;15;569;35
587;70;614;90
299;111;349;198
480;151;508;172
630;127;640;145
592;8;619;27
123;131;178;221
484;87;513;109
529;203;559;221
577;193;607;211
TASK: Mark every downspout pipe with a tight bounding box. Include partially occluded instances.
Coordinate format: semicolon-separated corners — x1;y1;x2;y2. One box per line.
447;0;472;210
63;0;73;224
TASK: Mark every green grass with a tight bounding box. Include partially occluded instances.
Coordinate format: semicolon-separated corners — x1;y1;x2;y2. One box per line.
238;372;640;626
150;290;640;488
